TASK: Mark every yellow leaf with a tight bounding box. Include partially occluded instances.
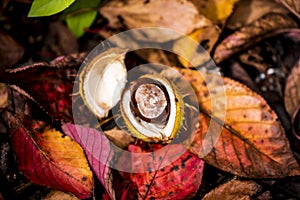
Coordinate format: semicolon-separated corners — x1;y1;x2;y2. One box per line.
174;25;220;68
191;0;239;25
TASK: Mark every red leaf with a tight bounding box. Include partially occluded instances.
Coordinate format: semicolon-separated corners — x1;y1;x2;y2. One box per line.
62;123;116;200
2;53;87;123
119;144;204;200
9;116;93;199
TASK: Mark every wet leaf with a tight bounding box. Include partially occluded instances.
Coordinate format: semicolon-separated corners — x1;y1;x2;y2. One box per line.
190;0;239;26
214;13;298;64
181;68;300;178
202;179;265;200
9;116;93;199
119;144;204;200
276;0;300;19
0;30;24;69
62;123;116;200
284;59;300;117
99;0;209;42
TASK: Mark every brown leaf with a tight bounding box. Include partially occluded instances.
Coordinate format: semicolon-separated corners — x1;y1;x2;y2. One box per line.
226;0;289;30
9;116;93;199
0;30;24;69
0;83;8;109
180;68;300;178
202;179;265;200
284;59;300;117
44;190;80;200
276;0;300;19
99;0;209;42
291;105;300;141
213;13;298;64
226;61;259;93
42;22;79;57
104;128;135;149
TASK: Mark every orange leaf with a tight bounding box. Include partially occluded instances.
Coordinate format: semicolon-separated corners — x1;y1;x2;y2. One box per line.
180;68;300;178
9;116;93;199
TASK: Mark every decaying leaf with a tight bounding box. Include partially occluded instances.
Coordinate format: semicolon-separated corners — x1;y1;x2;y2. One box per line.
276;0;300;19
99;0;209;42
214;13;298;64
119;144;204;200
62;123;116;200
180;68;300;178
190;0;239;26
0;30;24;69
226;0;288;30
284;59;300;117
202;179;267;200
9;117;93;199
44;190;80;200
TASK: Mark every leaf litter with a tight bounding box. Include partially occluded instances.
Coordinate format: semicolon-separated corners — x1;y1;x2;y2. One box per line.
1;0;300;199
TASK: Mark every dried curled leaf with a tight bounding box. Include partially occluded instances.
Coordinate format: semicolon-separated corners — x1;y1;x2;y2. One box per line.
214;13;298;63
291;105;300;142
202;179;266;200
9;117;93;199
276;0;300;19
181;68;300;178
226;0;289;30
119;144;204;200
284;59;300;117
99;0;209;42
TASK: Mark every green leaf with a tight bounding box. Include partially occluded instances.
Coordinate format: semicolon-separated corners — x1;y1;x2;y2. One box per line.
61;0;100;16
28;0;75;17
65;10;97;38
63;0;101;38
